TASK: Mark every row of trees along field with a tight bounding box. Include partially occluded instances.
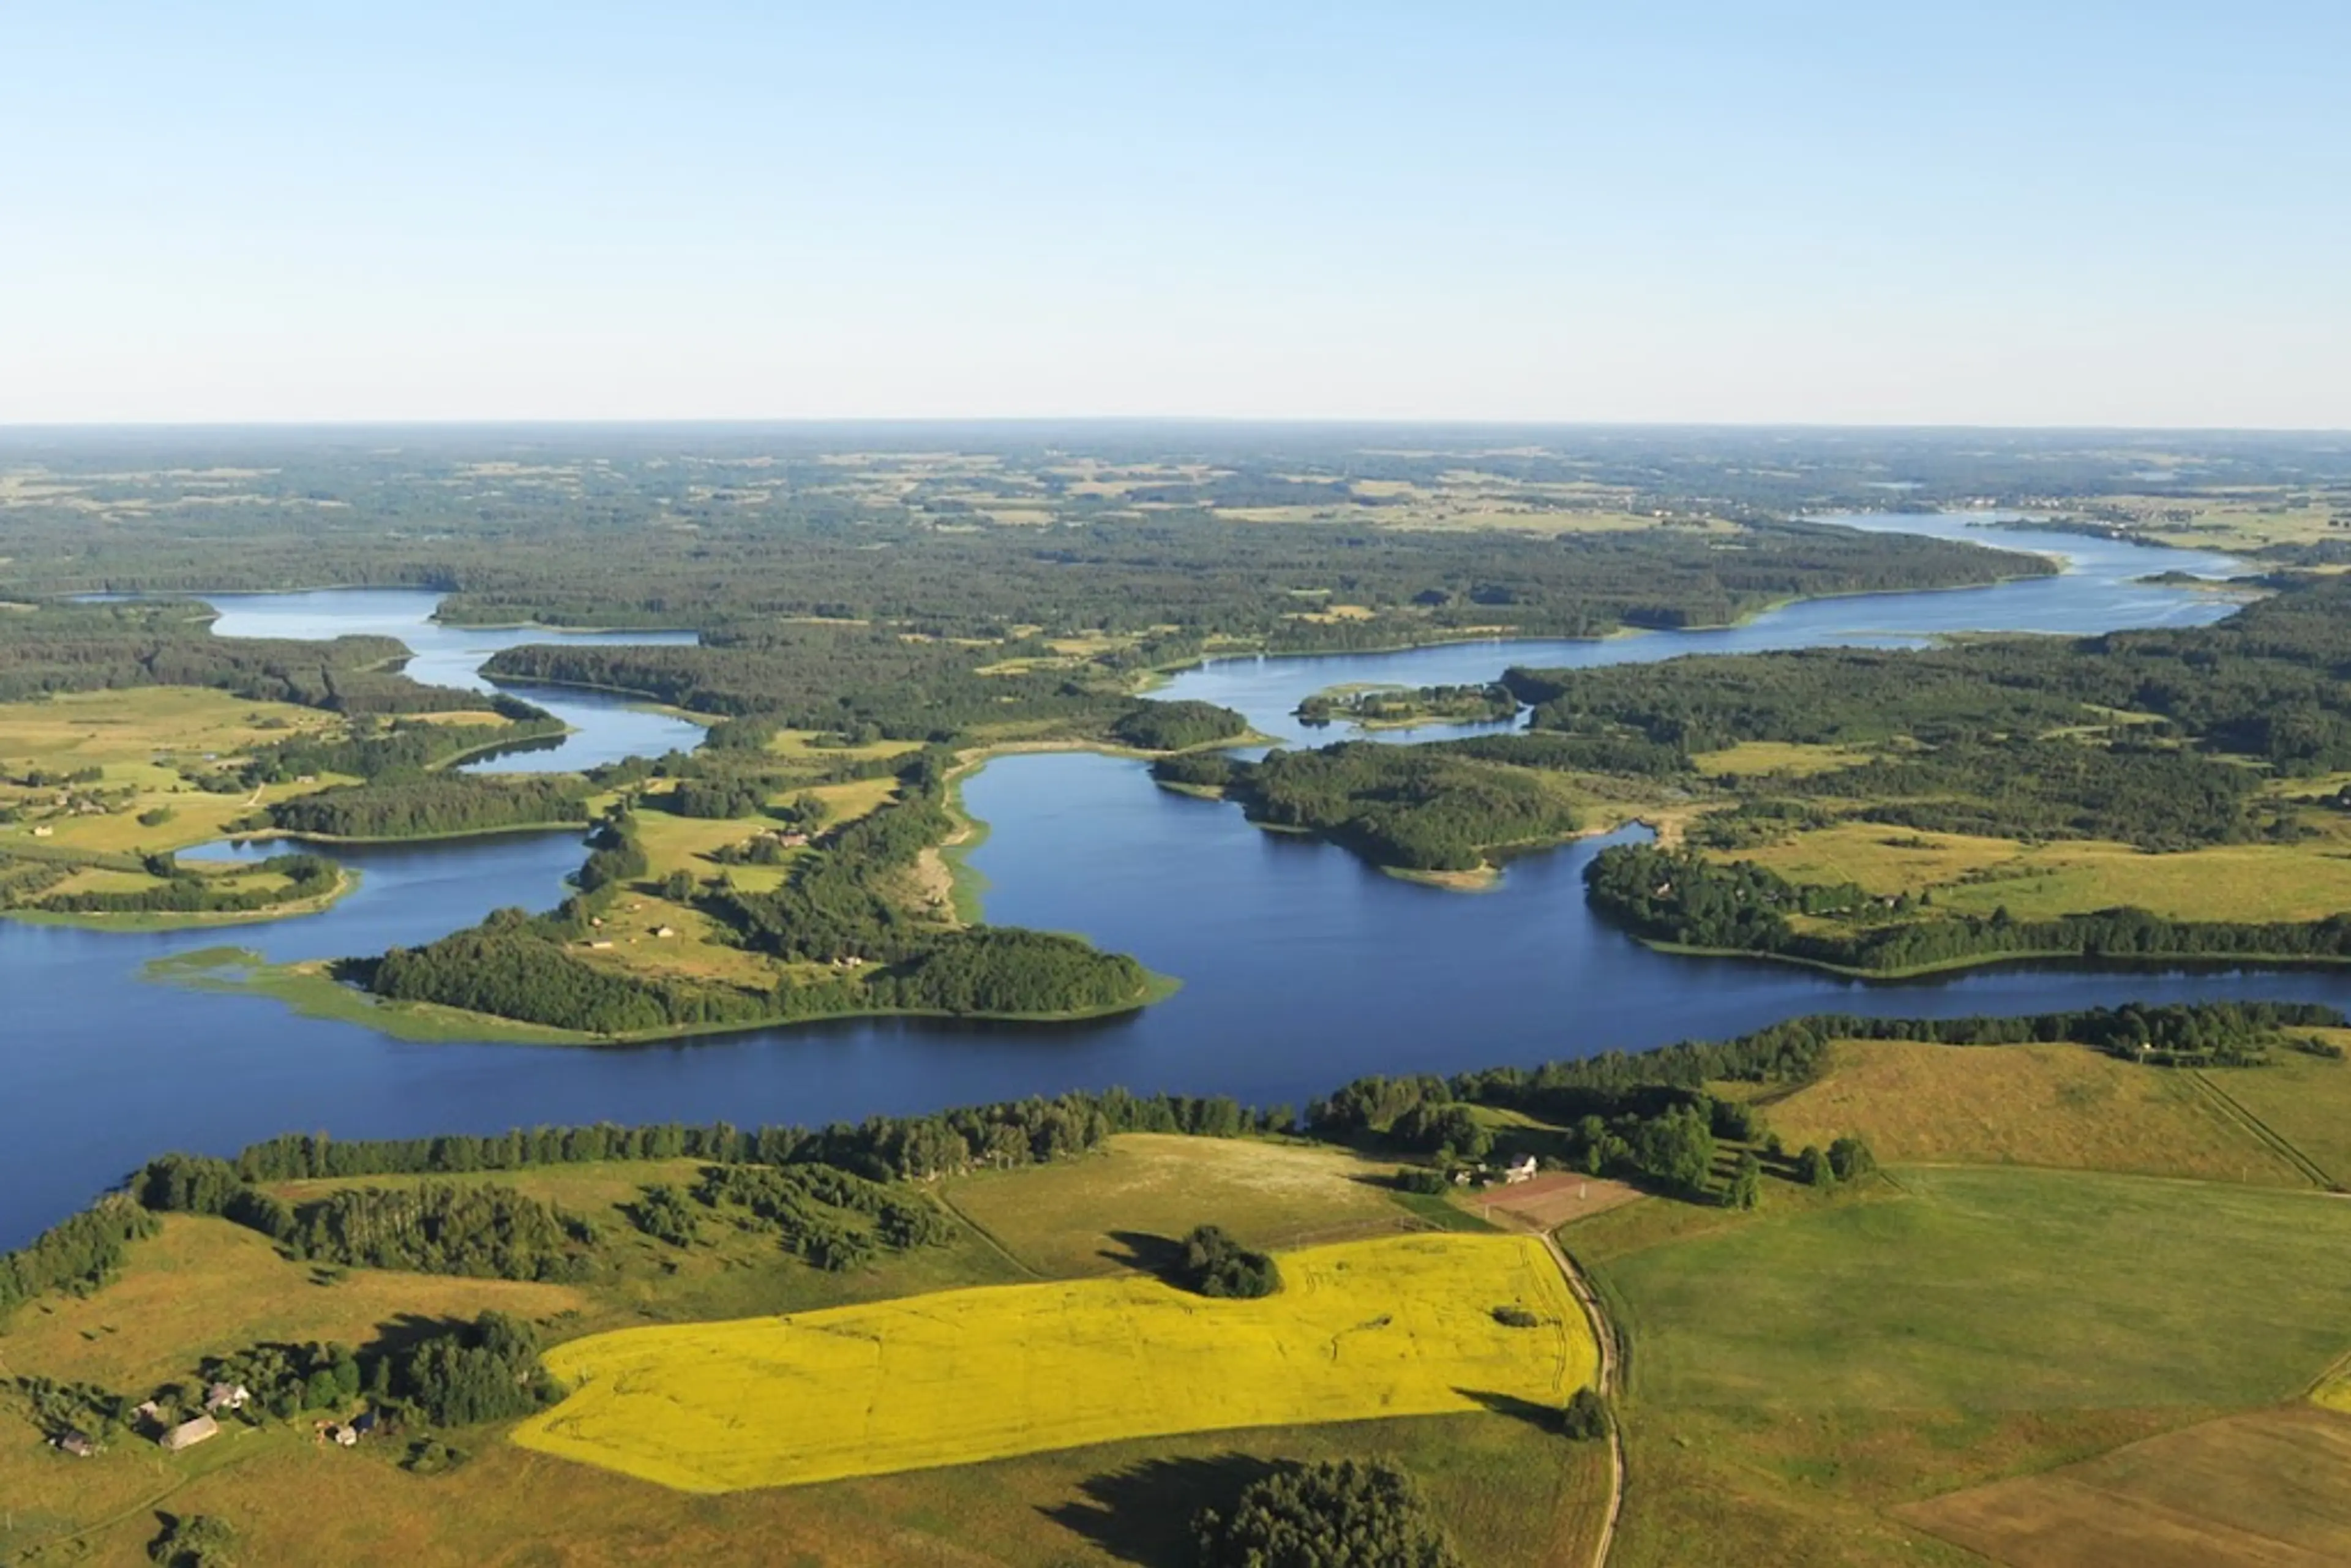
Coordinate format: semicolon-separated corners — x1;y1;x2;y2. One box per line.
133;1160;601;1282
1587;841;2351;973
8;997;2309;1316
1152;741;1582;872
28;851;337;915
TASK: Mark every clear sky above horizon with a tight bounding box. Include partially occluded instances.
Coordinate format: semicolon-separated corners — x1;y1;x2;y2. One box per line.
2;2;2345;429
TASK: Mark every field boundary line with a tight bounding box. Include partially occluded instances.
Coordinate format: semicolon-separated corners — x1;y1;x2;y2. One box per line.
2183;1071;2338;1191
1535;1228;1625;1568
929;1185;1047;1279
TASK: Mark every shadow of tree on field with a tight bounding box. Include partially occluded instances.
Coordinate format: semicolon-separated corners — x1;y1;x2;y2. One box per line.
1453;1386;1561;1434
1097;1229;1188;1283
361;1312;471;1360
1043;1453;1283;1567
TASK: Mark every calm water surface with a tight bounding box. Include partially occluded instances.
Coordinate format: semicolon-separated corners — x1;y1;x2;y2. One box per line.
2;518;2326;1247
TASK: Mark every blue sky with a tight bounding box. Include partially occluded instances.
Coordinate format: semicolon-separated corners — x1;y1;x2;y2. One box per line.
2;2;2344;426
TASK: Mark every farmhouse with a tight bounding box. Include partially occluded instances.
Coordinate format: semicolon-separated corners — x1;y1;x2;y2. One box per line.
54;1428;98;1458
161;1414;220;1452
1502;1155;1540;1185
204;1381;251;1412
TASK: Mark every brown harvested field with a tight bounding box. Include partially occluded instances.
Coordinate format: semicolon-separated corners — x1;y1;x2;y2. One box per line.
1761;1040;2308;1185
0;1215;587;1391
1899;1405;2351;1568
1477;1172;1645;1231
942;1134;1419;1277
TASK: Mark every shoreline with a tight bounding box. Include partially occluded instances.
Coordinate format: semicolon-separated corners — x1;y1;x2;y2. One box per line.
149;949;1181;1048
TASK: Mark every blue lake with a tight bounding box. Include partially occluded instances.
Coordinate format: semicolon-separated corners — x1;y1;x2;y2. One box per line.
4;516;2329;1249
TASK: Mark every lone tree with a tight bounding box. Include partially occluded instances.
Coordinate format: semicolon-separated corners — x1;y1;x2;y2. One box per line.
1797;1144;1836;1188
1561;1386;1611;1441
1728;1150;1763;1211
1194;1458;1463;1568
148;1514;238;1568
1828;1135;1878;1182
1181;1225;1282;1299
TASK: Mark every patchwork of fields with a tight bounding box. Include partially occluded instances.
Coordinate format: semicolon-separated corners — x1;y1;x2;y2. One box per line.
516;1234;1592;1492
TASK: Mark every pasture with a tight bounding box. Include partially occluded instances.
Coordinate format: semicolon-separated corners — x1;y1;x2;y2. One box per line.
1598;1165;2351;1412
942;1133;1419;1276
1592;1165;2351;1565
514;1234;1593;1491
0;1214;587;1392
1761;1039;2306;1185
2188;1040;2351;1190
1899;1405;2351;1567
1728;818;2351;925
55;1408;1605;1568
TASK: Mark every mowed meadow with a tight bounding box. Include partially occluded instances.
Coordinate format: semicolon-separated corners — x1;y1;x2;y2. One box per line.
515;1234;1594;1491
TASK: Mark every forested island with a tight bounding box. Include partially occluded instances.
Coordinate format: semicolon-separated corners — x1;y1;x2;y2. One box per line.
1295;681;1520;730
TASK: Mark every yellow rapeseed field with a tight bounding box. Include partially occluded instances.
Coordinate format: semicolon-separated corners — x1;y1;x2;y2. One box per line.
513;1233;1593;1493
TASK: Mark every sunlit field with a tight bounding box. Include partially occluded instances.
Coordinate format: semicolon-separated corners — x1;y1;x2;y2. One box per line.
516;1234;1592;1492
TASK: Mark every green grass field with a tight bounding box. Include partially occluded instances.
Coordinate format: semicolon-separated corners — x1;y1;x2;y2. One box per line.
1732;818;2351;925
1586;1163;2351;1564
1600;1166;2351;1411
942;1133;1427;1277
1900;1404;2351;1567
1760;1039;2307;1185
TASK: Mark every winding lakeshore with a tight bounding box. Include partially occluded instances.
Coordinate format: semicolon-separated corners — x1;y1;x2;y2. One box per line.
4;515;2343;1254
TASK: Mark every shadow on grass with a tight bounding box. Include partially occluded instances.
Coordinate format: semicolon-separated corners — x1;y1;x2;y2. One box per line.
1097;1229;1187;1283
1453;1386;1561;1434
1042;1453;1283;1567
362;1312;471;1360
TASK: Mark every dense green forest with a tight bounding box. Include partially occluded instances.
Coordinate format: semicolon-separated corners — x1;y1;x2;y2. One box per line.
1155;742;1582;872
0;599;487;714
261;776;592;839
1508;573;2351;772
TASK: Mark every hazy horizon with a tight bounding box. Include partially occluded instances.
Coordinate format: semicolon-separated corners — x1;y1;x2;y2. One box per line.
5;4;2345;428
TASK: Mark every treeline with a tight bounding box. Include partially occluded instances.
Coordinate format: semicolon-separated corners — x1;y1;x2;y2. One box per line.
481;626;1131;740
264;776;591;839
371;923;785;1035
1509;573;2351;775
237;703;561;784
138;1162;599;1283
30;852;337;915
1588;842;2351;973
0;1196;158;1318
1155;741;1580;872
16;997;2336;1317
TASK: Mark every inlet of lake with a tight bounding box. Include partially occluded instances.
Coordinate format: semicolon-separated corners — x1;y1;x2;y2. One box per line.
6;515;2342;1247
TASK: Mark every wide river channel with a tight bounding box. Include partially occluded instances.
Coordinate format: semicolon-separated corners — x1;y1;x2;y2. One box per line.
6;515;2343;1247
